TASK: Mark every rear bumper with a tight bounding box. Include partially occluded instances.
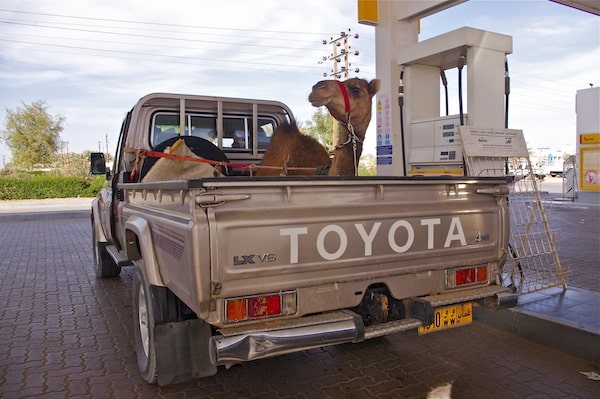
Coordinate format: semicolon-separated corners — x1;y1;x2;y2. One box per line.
211;310;364;365
210;285;517;365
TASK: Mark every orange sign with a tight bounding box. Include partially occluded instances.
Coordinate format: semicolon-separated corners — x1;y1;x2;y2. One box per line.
358;0;378;26
580;133;600;144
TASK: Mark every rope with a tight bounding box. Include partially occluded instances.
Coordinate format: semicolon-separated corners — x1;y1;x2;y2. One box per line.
334;115;361;176
124;147;323;179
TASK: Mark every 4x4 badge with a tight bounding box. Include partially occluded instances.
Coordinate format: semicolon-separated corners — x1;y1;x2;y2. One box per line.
475;231;490;243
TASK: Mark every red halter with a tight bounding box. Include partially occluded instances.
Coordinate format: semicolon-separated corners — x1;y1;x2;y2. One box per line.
333;80;360;176
336;80;351;114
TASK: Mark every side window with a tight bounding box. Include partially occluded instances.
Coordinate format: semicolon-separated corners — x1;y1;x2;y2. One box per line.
257;118;274;150
190;116;217;144
152;113;180;146
115;111;132;176
221;117;275;151
223;117;249;150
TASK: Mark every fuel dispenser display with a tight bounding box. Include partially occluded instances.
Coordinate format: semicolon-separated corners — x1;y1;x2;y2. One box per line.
408;115;466;175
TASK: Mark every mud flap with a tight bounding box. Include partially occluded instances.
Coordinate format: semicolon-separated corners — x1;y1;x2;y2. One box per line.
154;318;217;386
410;298;435;326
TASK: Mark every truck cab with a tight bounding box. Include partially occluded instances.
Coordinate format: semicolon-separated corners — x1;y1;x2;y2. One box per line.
90;93;295;274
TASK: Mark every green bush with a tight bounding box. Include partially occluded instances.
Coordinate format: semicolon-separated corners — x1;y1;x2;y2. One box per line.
0;174;105;200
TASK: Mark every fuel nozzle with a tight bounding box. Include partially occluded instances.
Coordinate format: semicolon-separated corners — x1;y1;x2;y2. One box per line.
398;69;404;107
441;69;449;116
440;69;448;87
504;60;510;96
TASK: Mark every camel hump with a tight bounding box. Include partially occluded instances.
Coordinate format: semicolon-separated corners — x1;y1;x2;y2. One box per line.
278;120;300;135
257;119;330;176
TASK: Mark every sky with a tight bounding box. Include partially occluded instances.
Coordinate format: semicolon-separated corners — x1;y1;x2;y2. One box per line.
0;0;598;166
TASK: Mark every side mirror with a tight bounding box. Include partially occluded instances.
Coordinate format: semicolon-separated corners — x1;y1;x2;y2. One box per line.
90;152;107;175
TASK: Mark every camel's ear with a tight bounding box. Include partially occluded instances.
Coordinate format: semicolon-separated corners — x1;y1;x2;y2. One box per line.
368;79;381;96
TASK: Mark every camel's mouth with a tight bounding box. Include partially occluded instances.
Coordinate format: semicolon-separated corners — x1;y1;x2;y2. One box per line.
308;94;329;107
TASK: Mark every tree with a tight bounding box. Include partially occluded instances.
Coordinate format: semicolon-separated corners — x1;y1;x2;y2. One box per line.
2;100;65;169
358;153;377;176
301;107;334;151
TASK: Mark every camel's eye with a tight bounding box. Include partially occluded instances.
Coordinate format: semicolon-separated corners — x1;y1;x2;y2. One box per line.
349;87;362;96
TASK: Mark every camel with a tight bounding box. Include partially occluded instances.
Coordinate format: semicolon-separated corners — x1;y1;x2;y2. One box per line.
141;138;224;182
257;77;380;176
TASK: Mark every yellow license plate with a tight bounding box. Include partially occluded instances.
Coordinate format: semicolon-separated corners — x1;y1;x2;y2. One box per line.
418;303;472;335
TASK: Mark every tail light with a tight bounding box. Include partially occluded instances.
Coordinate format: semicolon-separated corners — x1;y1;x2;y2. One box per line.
225;291;297;323
446;265;488;288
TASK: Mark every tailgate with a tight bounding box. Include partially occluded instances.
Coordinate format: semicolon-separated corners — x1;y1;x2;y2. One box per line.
201;177;508;299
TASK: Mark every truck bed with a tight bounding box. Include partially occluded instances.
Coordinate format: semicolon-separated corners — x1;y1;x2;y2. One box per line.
119;175;510;324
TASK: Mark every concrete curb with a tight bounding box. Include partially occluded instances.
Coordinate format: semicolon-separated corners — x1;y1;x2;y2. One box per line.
475;296;600;364
0;210;89;222
0;198;92;222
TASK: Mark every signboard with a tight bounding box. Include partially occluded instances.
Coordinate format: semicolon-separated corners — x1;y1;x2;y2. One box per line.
459;127;529;158
580;133;600;145
357;0;378;26
580;146;600;192
376;93;393;167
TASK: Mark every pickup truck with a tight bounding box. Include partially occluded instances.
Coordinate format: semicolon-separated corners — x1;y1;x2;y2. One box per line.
90;92;517;385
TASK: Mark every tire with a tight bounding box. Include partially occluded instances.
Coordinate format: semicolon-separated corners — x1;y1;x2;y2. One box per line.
92;219;121;278
133;261;215;385
133;264;158;384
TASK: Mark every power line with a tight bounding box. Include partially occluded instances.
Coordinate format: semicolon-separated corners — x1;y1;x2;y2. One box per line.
0;10;339;71
512;71;598;91
0;31;327;60
0;17;326;46
0;20;330;53
0;8;331;37
0;38;324;71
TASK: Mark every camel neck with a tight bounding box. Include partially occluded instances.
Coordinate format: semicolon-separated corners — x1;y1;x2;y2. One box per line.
330;126;364;176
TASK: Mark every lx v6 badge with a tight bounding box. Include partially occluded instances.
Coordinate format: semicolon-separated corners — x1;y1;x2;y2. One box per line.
233;254;277;265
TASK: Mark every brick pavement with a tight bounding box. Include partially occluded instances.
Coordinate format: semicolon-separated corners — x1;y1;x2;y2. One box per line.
0;202;598;398
541;202;600;292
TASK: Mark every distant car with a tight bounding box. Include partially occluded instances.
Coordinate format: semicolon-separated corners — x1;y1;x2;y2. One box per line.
508;163;529;177
532;167;546;180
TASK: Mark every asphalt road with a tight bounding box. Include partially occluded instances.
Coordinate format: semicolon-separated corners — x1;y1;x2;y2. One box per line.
0;198;598;398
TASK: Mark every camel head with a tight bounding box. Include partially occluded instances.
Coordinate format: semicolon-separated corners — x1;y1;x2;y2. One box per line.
308;77;380;135
308;77;380;176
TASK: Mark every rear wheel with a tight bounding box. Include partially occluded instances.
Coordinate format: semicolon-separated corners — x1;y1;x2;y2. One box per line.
133;264;158;384
91;218;120;278
132;261;217;384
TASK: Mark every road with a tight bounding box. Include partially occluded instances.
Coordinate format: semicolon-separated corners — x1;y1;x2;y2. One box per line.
0;202;598;398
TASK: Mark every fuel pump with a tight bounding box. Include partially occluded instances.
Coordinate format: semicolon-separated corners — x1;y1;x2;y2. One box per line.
377;26;513;177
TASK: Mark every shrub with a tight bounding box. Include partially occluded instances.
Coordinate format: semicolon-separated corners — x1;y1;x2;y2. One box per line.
0;174;105;200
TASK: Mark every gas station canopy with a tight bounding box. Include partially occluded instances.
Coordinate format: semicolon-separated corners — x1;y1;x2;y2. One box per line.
550;0;600;15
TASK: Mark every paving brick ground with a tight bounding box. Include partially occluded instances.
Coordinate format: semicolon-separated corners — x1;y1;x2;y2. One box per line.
0;201;598;398
541;202;600;292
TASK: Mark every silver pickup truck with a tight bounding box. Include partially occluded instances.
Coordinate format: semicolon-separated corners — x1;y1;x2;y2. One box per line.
90;93;516;385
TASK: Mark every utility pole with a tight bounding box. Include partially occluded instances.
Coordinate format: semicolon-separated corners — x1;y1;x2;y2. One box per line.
321;29;360;80
320;29;360;147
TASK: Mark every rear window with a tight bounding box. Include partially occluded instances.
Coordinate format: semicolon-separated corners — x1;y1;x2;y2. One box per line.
151;112;275;152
